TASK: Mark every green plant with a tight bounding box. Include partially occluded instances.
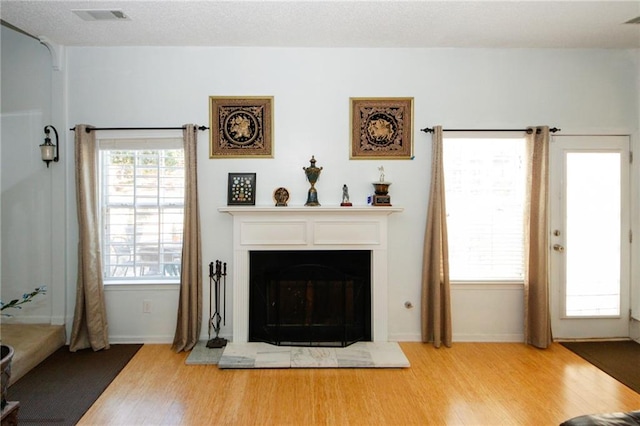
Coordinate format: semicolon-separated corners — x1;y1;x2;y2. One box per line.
0;286;47;316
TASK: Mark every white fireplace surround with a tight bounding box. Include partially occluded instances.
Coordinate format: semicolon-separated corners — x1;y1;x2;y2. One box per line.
219;206;403;343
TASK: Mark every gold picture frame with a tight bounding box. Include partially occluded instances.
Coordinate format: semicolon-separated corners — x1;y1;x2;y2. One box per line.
350;97;413;159
209;96;274;158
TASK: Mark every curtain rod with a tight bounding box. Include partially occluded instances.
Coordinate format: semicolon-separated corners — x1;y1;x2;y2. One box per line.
69;125;209;133
420;127;560;134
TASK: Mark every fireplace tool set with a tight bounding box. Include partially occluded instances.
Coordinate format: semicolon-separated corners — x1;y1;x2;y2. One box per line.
207;260;227;349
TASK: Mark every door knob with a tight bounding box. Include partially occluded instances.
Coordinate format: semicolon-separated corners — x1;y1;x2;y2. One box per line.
553;244;565;253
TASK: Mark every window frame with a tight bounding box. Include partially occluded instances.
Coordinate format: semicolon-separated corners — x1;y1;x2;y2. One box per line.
97;132;185;285
442;131;527;285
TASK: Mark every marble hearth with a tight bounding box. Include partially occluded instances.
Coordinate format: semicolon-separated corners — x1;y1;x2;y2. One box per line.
219;206;403;343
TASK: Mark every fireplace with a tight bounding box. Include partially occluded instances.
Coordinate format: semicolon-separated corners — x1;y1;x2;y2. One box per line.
219;206;402;343
249;250;371;347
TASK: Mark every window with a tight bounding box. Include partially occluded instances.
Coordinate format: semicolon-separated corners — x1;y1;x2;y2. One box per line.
443;135;526;282
99;138;184;281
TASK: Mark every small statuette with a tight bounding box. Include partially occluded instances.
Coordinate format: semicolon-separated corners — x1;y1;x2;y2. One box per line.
303;155;322;206
341;184;352;207
378;165;385;182
273;187;289;207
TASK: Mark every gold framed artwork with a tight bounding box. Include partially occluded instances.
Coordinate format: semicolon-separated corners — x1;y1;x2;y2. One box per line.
350;97;413;159
209;96;274;158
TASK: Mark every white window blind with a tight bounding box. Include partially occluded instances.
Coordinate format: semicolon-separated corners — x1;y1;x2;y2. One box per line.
99;138;184;281
443;136;525;282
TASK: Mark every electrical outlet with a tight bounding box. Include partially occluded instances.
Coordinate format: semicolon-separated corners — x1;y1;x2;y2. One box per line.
142;300;152;314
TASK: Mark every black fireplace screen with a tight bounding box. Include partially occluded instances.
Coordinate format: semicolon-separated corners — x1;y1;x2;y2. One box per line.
249;250;371;347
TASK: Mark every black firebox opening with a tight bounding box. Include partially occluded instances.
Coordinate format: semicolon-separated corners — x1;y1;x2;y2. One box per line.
249;250;371;347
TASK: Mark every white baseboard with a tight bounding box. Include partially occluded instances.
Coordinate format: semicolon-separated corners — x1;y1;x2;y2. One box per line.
630;318;640;342
453;333;524;343
105;332;528;345
50;315;66;325
377;332;525;343
108;332;234;345
108;335;174;344
0;315;55;324
388;332;421;342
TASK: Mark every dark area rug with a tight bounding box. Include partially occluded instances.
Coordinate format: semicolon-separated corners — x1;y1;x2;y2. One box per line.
7;344;142;425
561;340;640;394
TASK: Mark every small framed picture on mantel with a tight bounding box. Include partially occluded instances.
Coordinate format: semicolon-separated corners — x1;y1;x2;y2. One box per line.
227;173;256;205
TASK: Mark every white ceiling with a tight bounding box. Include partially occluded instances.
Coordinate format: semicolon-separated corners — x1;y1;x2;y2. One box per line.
1;0;639;48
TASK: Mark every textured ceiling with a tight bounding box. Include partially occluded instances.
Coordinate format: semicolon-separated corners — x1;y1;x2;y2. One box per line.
1;0;639;48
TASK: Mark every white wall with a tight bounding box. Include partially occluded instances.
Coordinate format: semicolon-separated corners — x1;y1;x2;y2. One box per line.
64;47;638;343
0;26;56;324
4;38;638;343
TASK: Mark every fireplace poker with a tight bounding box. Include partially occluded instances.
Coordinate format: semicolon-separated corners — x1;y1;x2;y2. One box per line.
207;260;228;348
220;262;227;324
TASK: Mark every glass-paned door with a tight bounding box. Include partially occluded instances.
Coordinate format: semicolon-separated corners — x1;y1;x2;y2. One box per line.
550;135;630;339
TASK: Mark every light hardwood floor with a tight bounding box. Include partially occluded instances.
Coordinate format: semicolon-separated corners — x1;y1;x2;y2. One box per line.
79;342;640;425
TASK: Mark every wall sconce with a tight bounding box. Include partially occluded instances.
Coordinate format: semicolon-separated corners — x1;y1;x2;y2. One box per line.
40;125;59;167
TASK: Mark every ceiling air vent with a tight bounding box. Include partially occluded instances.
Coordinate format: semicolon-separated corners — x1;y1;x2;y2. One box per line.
624;16;640;24
72;9;130;21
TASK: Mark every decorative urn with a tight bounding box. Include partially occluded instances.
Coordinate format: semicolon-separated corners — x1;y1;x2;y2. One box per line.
303;155;323;206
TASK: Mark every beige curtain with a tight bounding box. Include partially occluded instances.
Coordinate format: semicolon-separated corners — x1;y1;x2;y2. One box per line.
172;124;202;352
421;126;452;348
524;126;552;349
70;124;110;352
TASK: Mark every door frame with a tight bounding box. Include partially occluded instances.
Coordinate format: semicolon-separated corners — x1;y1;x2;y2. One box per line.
549;134;632;340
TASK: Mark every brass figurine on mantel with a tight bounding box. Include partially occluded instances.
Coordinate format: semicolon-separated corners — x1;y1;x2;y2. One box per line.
372;166;392;206
273;187;290;207
303;155;322;206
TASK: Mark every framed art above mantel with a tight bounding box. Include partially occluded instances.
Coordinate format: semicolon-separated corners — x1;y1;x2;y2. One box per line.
209;96;274;158
350;97;414;160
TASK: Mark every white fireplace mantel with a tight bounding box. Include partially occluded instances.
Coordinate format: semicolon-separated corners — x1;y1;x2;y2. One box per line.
219;206;403;343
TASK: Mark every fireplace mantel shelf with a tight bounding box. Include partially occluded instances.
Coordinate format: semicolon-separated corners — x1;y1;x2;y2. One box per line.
219;206;403;214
